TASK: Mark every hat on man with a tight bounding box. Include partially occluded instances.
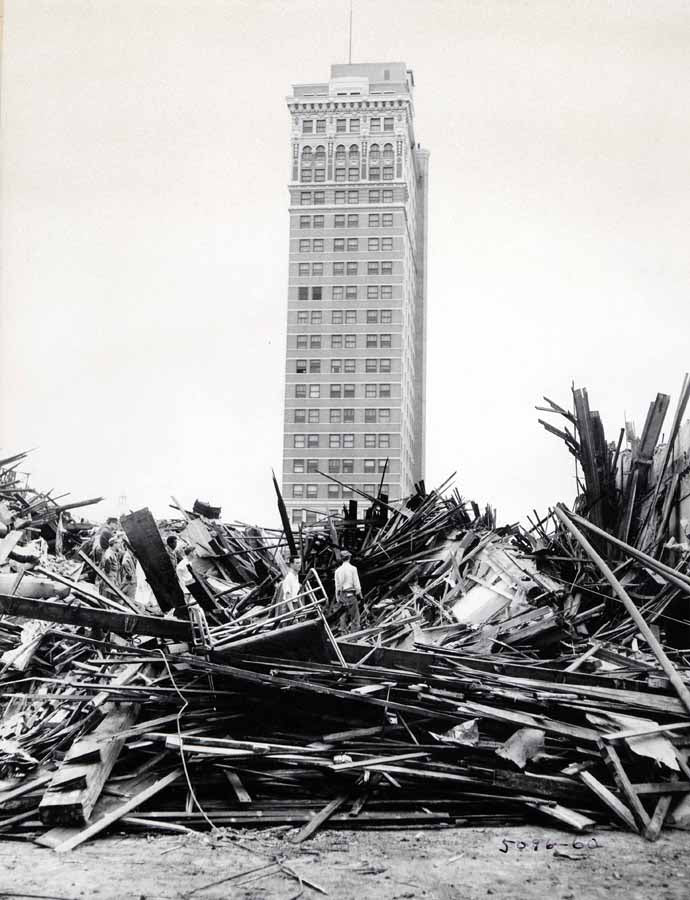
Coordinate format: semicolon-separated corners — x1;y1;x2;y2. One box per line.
341;550;352;560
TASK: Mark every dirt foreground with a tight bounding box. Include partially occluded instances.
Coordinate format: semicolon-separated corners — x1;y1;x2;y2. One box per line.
0;826;687;900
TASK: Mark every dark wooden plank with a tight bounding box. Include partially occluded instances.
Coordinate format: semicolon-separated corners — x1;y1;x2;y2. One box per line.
121;508;183;612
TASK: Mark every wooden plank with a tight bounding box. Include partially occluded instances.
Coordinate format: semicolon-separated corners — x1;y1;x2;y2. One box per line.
643;794;673;841
579;770;638;832
0;593;190;640
332;751;430;771
53;768;183;852
224;770;252;804
292;791;351;843
0;774;53;807
121;508;183;613
601;743;651;830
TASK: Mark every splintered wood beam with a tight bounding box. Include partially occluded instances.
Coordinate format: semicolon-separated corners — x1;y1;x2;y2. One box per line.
121;508;183;612
292;791;352;843
600;743;651;831
579;770;638;832
643;794;674;842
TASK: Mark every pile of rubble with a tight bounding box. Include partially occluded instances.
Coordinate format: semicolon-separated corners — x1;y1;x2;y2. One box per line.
1;378;690;852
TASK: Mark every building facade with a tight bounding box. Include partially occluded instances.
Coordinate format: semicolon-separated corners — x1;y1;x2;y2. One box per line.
281;62;429;526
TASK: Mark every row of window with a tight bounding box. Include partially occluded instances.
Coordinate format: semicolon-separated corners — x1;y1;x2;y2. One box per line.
292;483;391;499
297;237;394;252
293;433;393;449
301;167;394;183
302;117;394;134
296;310;393;324
296;261;394;276
295;383;392;398
292;458;390;474
294;408;391;424
297;286;393;301
296;189;394;208
302;144;394;161
296;334;392;350
295;360;393;375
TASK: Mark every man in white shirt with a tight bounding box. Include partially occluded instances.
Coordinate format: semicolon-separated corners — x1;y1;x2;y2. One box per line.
334;550;362;634
279;557;303;615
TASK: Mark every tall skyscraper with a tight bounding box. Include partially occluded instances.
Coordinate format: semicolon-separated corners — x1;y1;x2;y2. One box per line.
282;62;429;526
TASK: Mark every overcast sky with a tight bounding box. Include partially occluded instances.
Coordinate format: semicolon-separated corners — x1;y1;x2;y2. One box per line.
2;0;689;527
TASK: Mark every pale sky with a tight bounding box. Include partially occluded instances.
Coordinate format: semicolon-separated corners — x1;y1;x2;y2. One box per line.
2;1;689;526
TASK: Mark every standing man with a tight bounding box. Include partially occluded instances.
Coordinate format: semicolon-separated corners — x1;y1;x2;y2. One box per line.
279;557;303;616
334;550;362;634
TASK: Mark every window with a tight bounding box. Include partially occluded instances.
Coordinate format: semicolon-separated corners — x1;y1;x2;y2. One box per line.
365;359;377;373
301;169;313;182
331;359;342;373
348;168;359;181
298;263;309;276
305;511;317;525
302;120;313;134
383;117;394;131
295;384;307;398
297;311;308;324
296;359;307;373
365;408;376;423
335;168;346;182
345;285;357;300
346;238;358;251
313;239;324;251
381;237;393;251
365;384;376;398
379;434;390;448
307;434;319;448
327;484;340;499
294;408;306;422
347;214;359;227
365;334;377;348
334;214;345;228
299;216;311;229
367;286;379;299
329;409;342;423
368;214;380;227
328;459;341;473
342;459;354;474
382;213;393;226
343;408;354;423
311;310;322;324
364;459;376;473
379;383;391;398
343;358;356;373
336;119;346;132
345;310;356;324
350;118;360;133
298;286;309;302
306;484;318;499
370;144;380;162
332;310;343;324
308;408;319;423
314;169;325;182
368;238;379;251
291;510;302;524
369;167;380;180
334;239;345;252
316;119;326;133
364;434;376;448
294;435;305;448
309;385;320;398
309;360;321;373
333;262;345;275
331;335;343;349
381;261;393;275
343;383;355;398
366;310;378;323
312;286;322;301
379;359;391;373
367;261;379;275
300;192;312;205
343;433;354;448
307;458;318;472
370;117;381;132
380;309;392;323
299;239;310;252
344;334;356;348
330;384;342;398
364;484;376;495
369;190;380;202
383;143;394;159
380;334;392;348
329;434;341;448
293;459;305;473
379;408;391;422
380;285;392;299
332;286;344;300
313;192;325;206
346;261;358;275
335;191;346;205
293;484;305;497
347;190;359;204
313;214;324;226
382;190;393;203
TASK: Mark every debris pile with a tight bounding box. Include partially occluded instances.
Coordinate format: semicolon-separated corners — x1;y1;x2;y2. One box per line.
1;379;690;852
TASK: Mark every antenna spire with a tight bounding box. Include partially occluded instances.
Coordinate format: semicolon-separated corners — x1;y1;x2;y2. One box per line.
348;1;353;64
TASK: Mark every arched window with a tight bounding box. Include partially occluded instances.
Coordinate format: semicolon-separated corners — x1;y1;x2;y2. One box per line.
301;145;313;165
349;143;360;158
314;145;326;164
369;143;380;161
335;144;346;163
383;142;394;160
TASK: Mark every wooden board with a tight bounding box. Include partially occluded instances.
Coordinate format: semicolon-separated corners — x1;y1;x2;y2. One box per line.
121;508;184;612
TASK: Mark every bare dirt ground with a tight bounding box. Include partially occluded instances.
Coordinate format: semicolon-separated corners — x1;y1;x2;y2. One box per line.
0;825;687;900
